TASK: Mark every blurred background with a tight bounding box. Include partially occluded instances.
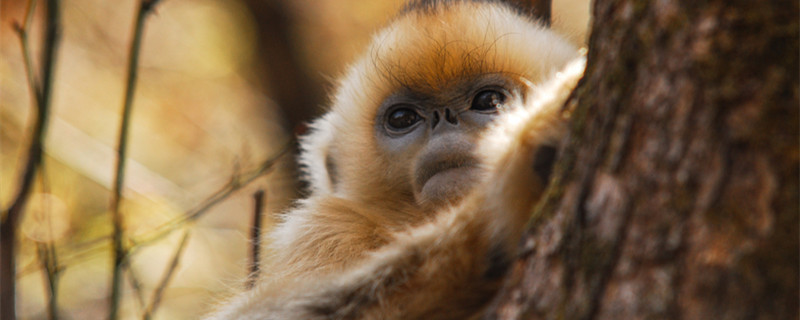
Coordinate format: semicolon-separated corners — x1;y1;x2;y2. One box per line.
0;0;588;319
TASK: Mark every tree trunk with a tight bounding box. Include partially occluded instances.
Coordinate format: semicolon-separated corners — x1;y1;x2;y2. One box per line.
486;0;798;319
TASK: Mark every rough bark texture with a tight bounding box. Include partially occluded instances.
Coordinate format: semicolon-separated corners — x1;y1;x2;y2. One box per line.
486;0;798;319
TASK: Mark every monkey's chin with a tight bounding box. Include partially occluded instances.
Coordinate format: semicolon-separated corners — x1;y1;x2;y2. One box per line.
417;167;481;208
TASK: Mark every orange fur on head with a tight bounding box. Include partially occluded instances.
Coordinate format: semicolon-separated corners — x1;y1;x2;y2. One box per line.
301;1;578;205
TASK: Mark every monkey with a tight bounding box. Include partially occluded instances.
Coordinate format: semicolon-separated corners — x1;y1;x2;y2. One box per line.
206;0;585;318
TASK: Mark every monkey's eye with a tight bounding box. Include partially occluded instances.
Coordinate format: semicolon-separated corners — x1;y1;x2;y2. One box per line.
471;90;506;111
386;107;422;131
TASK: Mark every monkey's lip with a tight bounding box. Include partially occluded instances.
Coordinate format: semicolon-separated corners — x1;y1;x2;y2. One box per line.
417;157;481;196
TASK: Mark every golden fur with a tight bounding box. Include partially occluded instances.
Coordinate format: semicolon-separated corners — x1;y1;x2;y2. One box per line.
207;1;585;318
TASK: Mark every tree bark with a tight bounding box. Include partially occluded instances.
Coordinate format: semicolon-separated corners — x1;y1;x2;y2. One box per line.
486;0;798;319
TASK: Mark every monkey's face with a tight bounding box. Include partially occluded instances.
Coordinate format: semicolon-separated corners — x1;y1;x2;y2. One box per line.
374;76;522;208
310;2;578;210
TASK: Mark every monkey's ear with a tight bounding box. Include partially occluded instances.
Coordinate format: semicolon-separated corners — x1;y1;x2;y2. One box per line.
299;114;338;196
508;0;552;26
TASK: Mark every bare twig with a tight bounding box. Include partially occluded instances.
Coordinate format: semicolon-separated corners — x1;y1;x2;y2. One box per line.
109;1;163;319
129;143;291;250
12;0;41;105
36;242;60;320
17;237;109;278
143;231;191;320
16;144;291;279
125;264;147;314
37;165;60;320
1;0;61;319
246;190;266;289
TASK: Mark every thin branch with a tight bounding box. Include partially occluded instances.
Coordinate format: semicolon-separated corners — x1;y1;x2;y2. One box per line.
16;145;291;279
142;231;191;320
246;190;266;290
12;0;41;105
129;143;291;251
36;242;60;320
17;238;109;278
1;0;61;319
37;165;60;320
125;264;148;315
109;1;163;319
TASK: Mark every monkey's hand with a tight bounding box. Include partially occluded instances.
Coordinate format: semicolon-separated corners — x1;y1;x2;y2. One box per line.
477;56;586;246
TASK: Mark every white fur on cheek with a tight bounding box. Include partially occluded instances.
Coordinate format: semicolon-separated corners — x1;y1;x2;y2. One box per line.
299;114;337;196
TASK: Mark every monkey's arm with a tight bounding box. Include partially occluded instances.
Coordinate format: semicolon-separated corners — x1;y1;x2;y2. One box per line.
208;194;521;320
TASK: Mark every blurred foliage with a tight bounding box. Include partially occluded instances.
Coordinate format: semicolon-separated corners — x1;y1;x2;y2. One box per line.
0;0;402;318
0;0;588;318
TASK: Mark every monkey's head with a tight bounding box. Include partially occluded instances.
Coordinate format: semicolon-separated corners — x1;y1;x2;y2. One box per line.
300;0;578;211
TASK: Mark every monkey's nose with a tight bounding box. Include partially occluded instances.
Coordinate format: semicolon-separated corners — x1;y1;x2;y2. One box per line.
444;108;458;125
431;108;458;130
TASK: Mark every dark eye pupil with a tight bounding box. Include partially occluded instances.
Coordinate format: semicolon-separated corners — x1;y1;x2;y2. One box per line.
387;108;421;130
471;90;506;111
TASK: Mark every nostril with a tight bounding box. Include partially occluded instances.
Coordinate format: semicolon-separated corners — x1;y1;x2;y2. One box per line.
432;110;440;129
445;109;458;125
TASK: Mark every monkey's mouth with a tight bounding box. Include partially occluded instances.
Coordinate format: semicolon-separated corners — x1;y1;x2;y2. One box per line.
415;157;481;203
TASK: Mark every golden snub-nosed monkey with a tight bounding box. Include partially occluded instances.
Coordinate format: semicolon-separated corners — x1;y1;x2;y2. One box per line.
207;0;586;318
